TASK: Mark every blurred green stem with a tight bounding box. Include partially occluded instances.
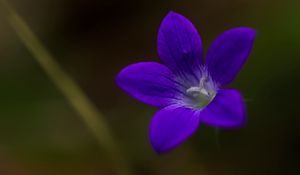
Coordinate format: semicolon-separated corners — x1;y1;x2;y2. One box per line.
0;1;133;175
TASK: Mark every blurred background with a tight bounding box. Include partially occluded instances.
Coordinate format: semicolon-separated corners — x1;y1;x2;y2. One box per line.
0;0;299;174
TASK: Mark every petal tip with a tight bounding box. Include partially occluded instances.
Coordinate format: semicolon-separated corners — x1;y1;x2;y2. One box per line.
166;11;181;18
231;27;257;40
163;11;188;23
115;68;125;89
149;123;172;154
149;135;177;154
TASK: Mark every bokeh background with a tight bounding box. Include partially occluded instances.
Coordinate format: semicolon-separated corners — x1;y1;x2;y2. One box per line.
0;0;299;174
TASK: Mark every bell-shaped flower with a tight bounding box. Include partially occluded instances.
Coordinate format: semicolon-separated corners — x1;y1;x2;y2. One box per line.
116;11;256;154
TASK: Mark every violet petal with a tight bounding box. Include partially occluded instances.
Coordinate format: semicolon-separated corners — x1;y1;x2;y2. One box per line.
201;89;246;128
205;27;256;85
116;62;182;107
149;105;201;153
157;11;203;84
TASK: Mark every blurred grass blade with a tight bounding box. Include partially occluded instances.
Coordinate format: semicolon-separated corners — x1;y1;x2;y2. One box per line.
0;1;133;175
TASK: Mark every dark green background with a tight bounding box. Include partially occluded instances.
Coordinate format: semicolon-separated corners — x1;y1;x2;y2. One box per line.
0;0;299;174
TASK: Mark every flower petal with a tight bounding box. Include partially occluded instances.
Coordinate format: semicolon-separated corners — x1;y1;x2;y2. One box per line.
149;105;201;153
205;27;256;85
201;89;246;128
157;11;203;84
116;62;183;107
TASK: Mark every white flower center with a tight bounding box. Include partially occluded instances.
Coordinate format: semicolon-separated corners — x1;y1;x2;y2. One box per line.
185;74;216;108
186;86;210;98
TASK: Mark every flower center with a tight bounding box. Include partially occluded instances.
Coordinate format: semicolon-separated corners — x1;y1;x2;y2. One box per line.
185;75;216;108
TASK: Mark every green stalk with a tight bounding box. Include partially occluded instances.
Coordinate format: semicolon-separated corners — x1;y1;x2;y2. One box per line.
0;1;133;175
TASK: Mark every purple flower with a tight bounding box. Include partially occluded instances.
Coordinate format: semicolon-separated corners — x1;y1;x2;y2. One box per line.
116;11;256;154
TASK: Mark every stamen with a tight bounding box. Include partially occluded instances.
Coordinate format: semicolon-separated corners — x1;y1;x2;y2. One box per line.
186;86;201;97
184;71;217;109
186;86;209;98
199;88;209;97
